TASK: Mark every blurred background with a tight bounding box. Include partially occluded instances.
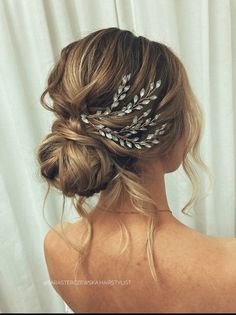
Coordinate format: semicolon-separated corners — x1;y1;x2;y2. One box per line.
0;0;235;312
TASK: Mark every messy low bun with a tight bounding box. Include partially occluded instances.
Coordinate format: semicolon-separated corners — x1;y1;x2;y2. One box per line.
38;117;118;197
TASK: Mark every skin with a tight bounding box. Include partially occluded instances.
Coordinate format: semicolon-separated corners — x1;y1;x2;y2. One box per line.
44;136;236;313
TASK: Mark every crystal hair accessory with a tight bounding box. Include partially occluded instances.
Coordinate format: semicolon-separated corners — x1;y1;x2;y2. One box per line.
80;73;167;150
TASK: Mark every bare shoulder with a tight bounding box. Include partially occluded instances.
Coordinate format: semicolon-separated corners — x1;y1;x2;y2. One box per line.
43;220;87;293
44;219;87;253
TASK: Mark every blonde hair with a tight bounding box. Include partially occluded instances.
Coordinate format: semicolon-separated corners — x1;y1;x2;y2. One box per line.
37;27;211;281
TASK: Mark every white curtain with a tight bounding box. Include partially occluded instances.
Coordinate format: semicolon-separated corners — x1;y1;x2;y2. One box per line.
0;0;235;312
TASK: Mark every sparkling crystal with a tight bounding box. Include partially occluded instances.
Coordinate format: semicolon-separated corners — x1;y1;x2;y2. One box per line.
127;102;133;110
135;105;143;110
99;130;105;136
141;99;150;105
118;85;123;94
124;85;130;92
145;117;152;124
150;95;158;100
122;75;127;84
150;82;155;90
134;143;142;149
156;80;161;88
81;115;89;124
132;115;138;124
119;93;126;100
111;101;119;108
106;133;113;139
147;134;154;140
133;95;138;103
125;109;132;113
112;135;119;141
104;107;111;115
126;141;133;148
120;139;125;146
140;88;145;97
127;73;132;81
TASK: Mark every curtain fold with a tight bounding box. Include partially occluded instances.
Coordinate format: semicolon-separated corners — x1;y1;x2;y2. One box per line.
0;0;235;312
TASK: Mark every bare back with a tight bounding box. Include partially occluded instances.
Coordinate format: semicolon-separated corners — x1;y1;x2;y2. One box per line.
44;212;236;313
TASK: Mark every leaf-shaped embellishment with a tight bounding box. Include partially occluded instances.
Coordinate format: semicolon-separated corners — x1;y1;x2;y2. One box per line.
135;105;143;110
112;135;119;141
154;113;161;120
149;122;157;126
144;117;152;124
140;99;150;105
126;141;133;148
132;115;138;124
97;124;105;129
111;101;119;108
133;95;138;104
124;85;130;92
152;139;160;144
150;82;155;91
81;115;89;124
143;143;152;148
118;112;126;116
122;75;127;84
104;107;111;115
99;130;105;137
125;108;132;114
124;132;132;137
150;95;158;100
140;88;145;97
143;109;152;117
159;130;165;135
120;139;125;146
119;93;126;100
106;133;113;139
134;143;142;149
146;134;155;140
104;127;112;132
130;130;138;134
95;110;102;115
154;128;160;135
127;102;133;110
127;73;132;81
156;80;161;88
133;137;139;141
161;123;167;129
113;93;118;101
140;127;147;131
118;85;123;94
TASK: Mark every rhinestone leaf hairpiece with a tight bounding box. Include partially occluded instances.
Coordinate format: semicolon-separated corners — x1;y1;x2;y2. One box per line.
80;73;167;149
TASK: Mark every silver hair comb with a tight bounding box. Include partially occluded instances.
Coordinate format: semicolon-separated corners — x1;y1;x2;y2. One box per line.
80;73;167;149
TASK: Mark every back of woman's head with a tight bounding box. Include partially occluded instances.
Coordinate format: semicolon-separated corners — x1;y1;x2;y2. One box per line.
37;27;209;281
38;27;204;205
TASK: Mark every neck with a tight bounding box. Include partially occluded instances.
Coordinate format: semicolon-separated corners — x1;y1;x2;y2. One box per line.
94;160;173;216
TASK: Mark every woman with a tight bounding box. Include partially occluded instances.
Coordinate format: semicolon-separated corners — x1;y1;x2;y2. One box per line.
37;27;236;313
